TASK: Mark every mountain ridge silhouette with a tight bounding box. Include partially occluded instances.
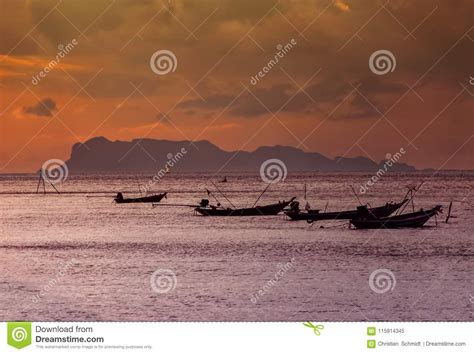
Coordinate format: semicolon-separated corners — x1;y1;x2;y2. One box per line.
65;137;418;173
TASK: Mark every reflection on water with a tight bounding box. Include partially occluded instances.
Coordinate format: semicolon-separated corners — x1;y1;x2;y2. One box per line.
0;172;473;321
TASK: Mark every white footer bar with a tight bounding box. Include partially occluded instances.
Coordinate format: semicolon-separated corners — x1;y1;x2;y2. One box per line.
1;322;472;353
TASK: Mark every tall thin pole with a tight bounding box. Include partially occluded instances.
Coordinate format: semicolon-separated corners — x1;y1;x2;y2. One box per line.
36;169;60;194
350;185;363;206
252;183;271;208
445;201;453;223
47;179;60;194
36;170;43;193
206;188;223;208
397;181;424;215
211;181;236;208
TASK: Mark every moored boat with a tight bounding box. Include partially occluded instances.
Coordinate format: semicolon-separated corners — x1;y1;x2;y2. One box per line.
114;192;167;204
285;199;408;221
350;205;442;229
195;197;296;216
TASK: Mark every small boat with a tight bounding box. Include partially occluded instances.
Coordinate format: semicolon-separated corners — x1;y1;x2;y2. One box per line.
350;205;442;229
195;197;296;216
285;199;408;221
114;192;167;204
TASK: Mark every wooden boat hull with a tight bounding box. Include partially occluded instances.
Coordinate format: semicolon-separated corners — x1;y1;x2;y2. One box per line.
115;193;167;204
350;205;442;229
195;198;295;216
285;200;407;221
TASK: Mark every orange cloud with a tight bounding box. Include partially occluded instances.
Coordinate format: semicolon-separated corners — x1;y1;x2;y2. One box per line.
0;0;472;172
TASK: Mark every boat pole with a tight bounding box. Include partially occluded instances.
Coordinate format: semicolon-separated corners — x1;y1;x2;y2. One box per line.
396;187;414;215
152;203;199;208
350;185;363;206
398;181;424;215
252;183;272;208
46;178;60;194
36;169;43;193
445;201;453;223
211;181;236;208
206;188;224;208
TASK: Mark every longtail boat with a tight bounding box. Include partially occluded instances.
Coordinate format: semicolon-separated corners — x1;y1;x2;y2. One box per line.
350;205;442;229
114;192;167;204
195;197;296;216
285;199;408;221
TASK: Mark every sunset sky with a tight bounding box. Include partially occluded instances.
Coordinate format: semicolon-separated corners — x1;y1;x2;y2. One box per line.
0;0;472;172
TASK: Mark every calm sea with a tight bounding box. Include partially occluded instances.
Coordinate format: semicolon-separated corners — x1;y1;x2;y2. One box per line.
0;172;473;321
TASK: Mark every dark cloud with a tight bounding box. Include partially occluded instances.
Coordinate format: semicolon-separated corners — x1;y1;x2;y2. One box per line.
179;94;236;111
178;84;295;117
341;95;379;120
178;75;407;119
23;98;57;117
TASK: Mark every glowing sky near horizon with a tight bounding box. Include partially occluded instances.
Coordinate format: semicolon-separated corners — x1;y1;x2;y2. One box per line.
0;0;472;172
